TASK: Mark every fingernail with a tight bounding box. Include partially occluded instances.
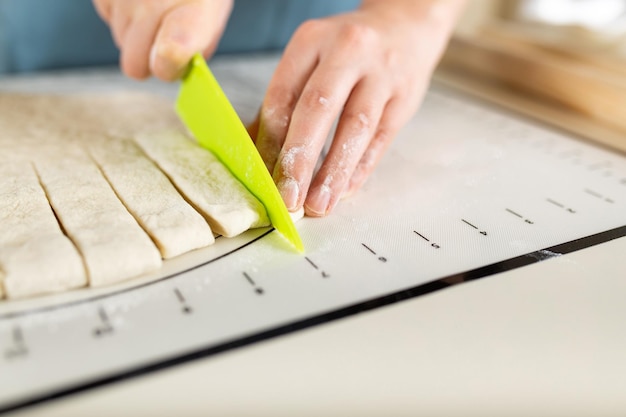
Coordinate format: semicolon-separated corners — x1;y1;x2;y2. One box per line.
149;41;187;80
278;178;299;211
306;185;331;216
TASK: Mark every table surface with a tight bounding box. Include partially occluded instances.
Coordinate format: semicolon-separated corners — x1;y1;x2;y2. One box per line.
2;54;626;417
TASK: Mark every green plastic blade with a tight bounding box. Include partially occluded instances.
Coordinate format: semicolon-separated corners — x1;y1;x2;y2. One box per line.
176;54;304;252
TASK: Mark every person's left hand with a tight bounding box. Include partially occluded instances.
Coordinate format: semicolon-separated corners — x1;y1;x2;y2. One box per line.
250;0;462;216
248;0;463;217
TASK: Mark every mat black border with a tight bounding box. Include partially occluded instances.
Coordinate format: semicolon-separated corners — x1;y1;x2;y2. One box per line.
2;225;625;415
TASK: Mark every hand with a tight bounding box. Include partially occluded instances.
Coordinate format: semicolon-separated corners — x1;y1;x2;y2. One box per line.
93;0;233;80
250;0;464;216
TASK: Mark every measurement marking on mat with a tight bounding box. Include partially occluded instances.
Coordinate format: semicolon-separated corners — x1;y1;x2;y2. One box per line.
174;288;193;314
585;189;602;198
547;198;576;213
361;244;387;263
585;189;615;204
547;198;564;208
505;209;534;224
413;231;441;249
4;326;28;360
305;257;330;278
93;307;114;338
505;208;522;218
243;272;264;295
462;219;478;229
462;219;488;236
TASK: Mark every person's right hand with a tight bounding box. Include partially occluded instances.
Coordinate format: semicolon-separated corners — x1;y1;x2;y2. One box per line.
93;0;233;81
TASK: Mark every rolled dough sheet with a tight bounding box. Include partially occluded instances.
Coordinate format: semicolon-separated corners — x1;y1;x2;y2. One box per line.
89;138;215;259
0;162;86;299
34;150;162;287
135;130;270;237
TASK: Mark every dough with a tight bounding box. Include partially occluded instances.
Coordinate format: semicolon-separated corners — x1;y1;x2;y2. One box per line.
88;137;215;258
34;149;162;287
0;92;280;300
135;129;270;237
0;162;86;299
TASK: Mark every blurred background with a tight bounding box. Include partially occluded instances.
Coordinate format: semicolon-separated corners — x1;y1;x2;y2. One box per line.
459;0;626;55
443;0;626;150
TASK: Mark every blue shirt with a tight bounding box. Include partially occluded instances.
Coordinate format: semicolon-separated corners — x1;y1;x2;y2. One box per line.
0;0;359;73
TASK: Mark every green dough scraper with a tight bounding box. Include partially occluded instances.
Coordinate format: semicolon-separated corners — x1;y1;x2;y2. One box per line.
176;54;304;252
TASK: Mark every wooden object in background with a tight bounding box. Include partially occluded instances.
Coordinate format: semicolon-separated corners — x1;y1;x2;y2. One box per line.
439;26;626;153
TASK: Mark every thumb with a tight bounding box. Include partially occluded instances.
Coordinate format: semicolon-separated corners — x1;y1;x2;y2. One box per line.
150;0;233;81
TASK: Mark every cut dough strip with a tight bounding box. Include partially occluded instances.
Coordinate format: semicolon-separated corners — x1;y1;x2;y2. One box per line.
0;162;86;299
88;138;215;259
34;150;162;287
0;93;276;301
135;130;270;237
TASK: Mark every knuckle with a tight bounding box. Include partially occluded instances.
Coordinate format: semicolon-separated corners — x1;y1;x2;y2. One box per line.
135;0;164;17
339;22;378;50
262;88;297;130
294;19;326;39
264;86;298;113
261;110;291;131
277;144;313;178
367;127;392;155
382;49;400;69
300;87;333;112
373;127;391;145
343;109;374;131
130;2;153;20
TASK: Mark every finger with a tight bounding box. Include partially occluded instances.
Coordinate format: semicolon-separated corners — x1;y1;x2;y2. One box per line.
304;79;389;216
254;22;321;174
345;96;409;197
120;5;164;79
246;110;260;143
109;4;132;49
151;1;232;81
272;63;362;212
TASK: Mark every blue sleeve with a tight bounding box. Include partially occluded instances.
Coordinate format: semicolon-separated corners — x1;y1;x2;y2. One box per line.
218;0;360;54
0;0;118;73
0;0;360;74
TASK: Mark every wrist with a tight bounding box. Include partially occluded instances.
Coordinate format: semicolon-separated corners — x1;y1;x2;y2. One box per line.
359;0;466;33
